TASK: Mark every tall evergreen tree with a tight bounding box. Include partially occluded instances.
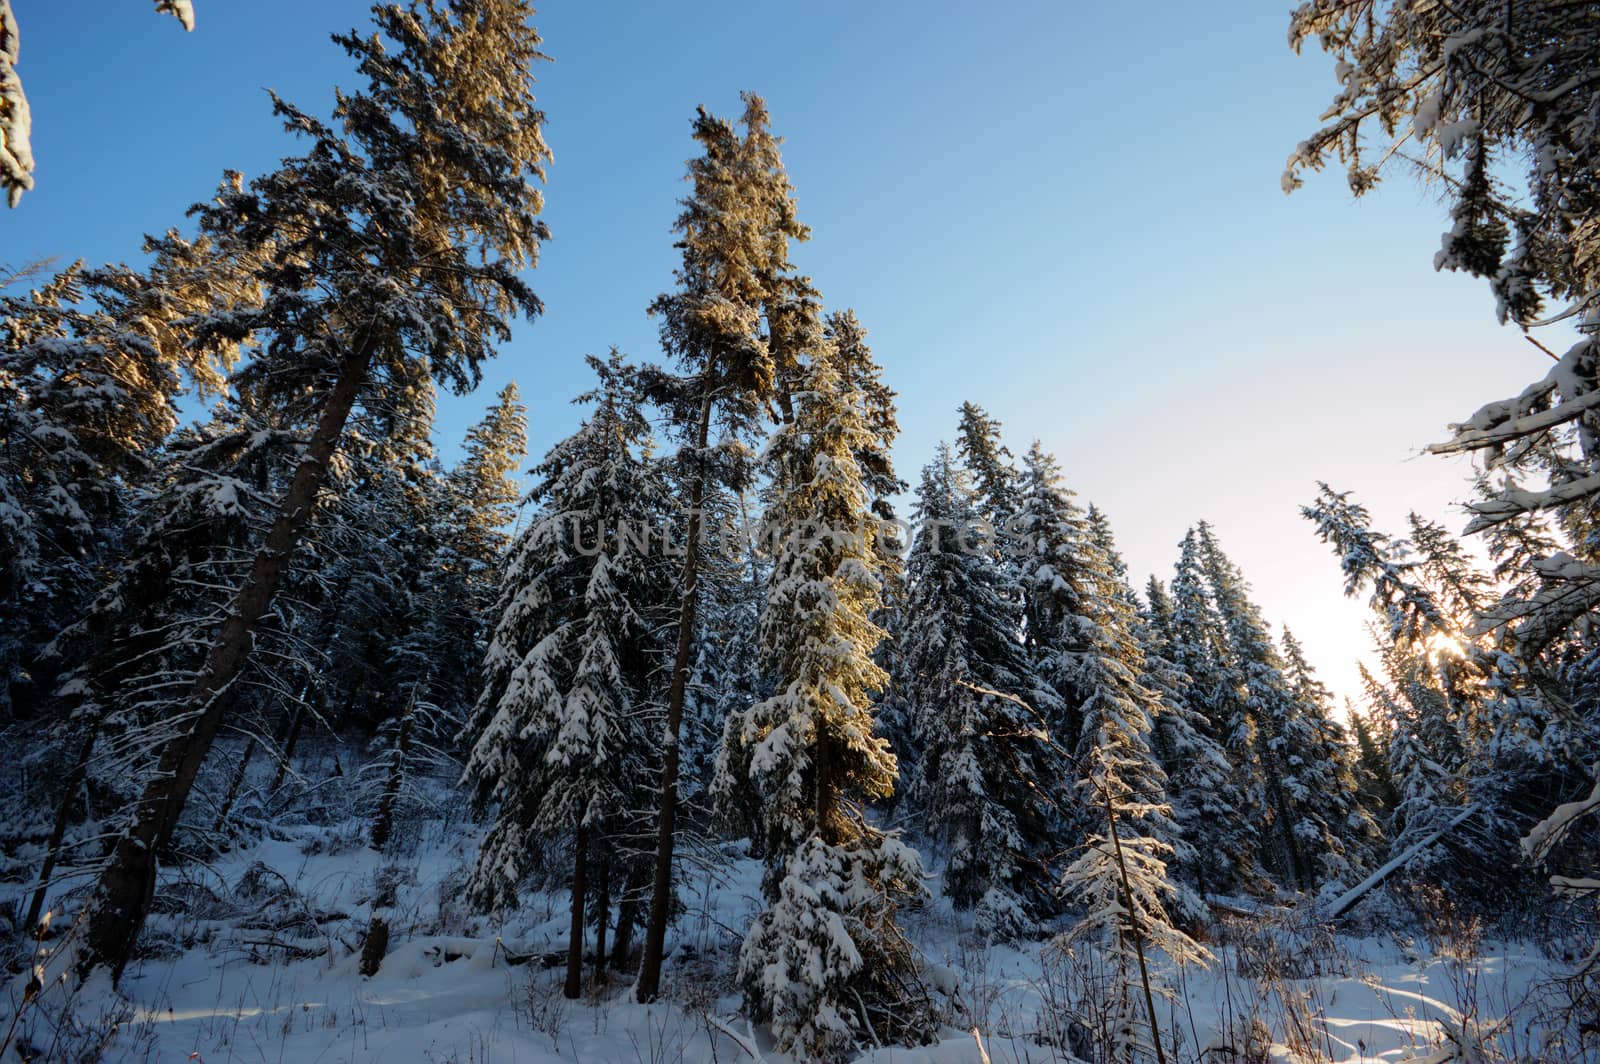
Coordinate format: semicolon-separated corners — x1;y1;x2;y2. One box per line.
1140;577;1239;906
1288;3;1600;646
1015;441;1093;746
954;401;1020;530
1288;9;1600;895
75;0;550;982
897;444;1068;936
1347;691;1400;818
1306;485;1593;896
1060;509;1193;926
1197;525;1322;890
720;344;926;1058
465;353;671;998
1279;627;1382;882
369;388;526;851
0;245;253;719
635;93;810;1001
1165;528;1261;891
1058;611;1210;1064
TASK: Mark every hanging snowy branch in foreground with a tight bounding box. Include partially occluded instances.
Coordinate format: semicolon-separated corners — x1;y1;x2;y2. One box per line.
0;0;195;206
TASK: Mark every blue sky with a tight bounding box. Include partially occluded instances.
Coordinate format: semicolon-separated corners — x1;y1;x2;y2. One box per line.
3;0;1570;706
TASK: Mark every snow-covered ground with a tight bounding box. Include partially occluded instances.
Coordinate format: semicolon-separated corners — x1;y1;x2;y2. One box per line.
1;808;1575;1063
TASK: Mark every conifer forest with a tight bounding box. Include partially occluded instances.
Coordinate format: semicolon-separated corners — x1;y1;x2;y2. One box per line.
2;2;1600;1062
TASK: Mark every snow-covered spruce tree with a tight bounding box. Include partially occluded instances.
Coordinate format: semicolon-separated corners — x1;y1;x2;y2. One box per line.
1013;442;1194;921
0;263;162;721
8;402;310;929
367;387;526;852
824;311;912;769
1052;497;1201;947
713;314;905;843
955;401;1020;530
1279;627;1383;882
634;92;810;1001
370;382;526;837
827;311;906;614
1015;442;1094;748
1139;577;1237;910
1347;691;1401;820
1409;509;1594;850
1305;485;1592;898
827;312;905;525
1303;488;1493;761
953;401;1025;605
0;243;257;944
1307;489;1504;892
0;240;252;720
691;490;771;841
1084;501;1228;909
75;0;549;983
1;1;195;206
720;343;927;1059
1164;528;1261;892
464;353;672;997
1198;524;1346;891
432;382;529;713
897;443;1070;937
1057;620;1210;1064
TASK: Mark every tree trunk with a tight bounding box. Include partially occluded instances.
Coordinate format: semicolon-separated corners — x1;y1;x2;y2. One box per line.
592;849;611;986
75;340;375;984
815;730;836;846
370;695;417;851
26;722;101;930
564;824;589;1000
1104;788;1168;1064
211;737;257;833
610;863;646;970
635;388;714;1002
1265;765;1305;891
359;915;390;977
270;700;307;793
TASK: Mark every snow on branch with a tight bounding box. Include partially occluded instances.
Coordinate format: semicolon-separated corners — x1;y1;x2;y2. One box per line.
1523;772;1600;868
153;1;196;31
1462;473;1600;533
1430;387;1600;457
0;0;31;207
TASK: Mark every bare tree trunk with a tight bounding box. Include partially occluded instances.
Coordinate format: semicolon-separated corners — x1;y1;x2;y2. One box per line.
1264;763;1305;891
26;722;101;930
359;915;390;977
211;737;257;833
592;849;611;986
1104;787;1168;1064
370;694;416;851
564;824;589;1000
270;700;307;793
76;340;375;984
636;389;714;1002
610;863;646;970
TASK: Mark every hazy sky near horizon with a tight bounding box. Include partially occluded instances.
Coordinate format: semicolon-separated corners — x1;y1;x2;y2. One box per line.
4;0;1578;707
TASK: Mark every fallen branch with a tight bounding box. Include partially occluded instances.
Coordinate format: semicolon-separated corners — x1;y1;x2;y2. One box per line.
707;1016;767;1062
1325;804;1481;920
